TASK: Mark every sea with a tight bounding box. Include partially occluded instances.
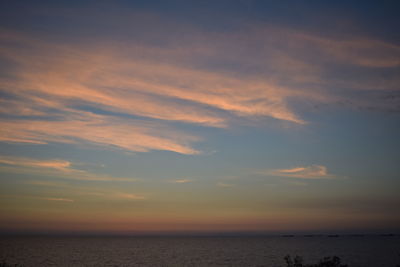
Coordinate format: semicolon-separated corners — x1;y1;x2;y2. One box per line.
0;235;399;266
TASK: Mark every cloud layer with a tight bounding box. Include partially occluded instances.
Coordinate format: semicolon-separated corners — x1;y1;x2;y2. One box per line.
0;14;399;154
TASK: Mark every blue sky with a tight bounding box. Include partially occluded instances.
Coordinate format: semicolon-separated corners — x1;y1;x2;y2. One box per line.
0;0;399;234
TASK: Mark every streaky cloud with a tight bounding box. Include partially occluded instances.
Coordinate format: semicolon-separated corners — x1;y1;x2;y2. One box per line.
169;179;193;184
217;182;235;187
0;113;200;155
24;181;146;201
0;157;71;171
112;192;146;200
1;17;399;156
0;156;137;181
260;165;336;179
39;197;74;202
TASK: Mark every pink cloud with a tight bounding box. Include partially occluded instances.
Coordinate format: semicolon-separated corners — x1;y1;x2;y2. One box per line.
1;22;399;154
0;156;137;181
262;165;335;179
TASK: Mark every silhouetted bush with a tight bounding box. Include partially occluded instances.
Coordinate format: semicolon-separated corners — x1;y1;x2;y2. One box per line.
0;260;23;267
284;255;348;267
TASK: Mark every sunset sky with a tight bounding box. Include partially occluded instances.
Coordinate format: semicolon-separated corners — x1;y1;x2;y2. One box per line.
0;0;399;234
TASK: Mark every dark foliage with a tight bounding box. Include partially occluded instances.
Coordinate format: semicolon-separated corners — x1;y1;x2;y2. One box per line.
0;260;23;267
284;255;348;267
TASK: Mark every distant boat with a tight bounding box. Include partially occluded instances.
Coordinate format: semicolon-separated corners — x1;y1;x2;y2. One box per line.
327;234;340;237
380;233;395;237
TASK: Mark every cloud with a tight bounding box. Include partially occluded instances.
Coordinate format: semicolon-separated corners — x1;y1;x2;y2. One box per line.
0;18;399;156
112;192;145;200
281;30;400;68
169;179;193;184
25;180;68;187
39;197;74;202
0;157;70;171
79;191;145;200
1;195;74;202
0;27;306;125
0;156;136;181
217;182;235;187
24;181;146;201
1;27;302;127
261;165;335;179
0;113;200;155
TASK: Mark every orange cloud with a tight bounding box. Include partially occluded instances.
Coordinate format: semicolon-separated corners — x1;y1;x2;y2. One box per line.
0;30;308;155
0;157;70;171
24;180;146;201
0;156;136;181
39;197;74;202
1;23;399;155
262;165;335;179
1;195;74;203
0;29;306;126
169;179;193;184
217;182;235;187
0;113;200;155
112;192;146;200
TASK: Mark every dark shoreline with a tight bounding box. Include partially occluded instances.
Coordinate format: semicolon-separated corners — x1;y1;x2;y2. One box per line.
0;232;398;238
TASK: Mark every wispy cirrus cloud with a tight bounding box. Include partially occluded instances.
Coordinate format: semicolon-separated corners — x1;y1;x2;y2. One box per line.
24;180;68;187
7;194;142;203
0;157;71;171
0;14;399;156
217;182;235;188
0;194;74;202
0;112;200;155
260;165;335;179
0;156;136;181
169;179;193;184
24;180;146;201
39;197;74;202
0;30;305;125
111;192;145;200
1;30;296;155
297;34;400;68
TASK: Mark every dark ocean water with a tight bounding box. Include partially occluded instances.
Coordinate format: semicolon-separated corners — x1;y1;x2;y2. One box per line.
0;235;399;266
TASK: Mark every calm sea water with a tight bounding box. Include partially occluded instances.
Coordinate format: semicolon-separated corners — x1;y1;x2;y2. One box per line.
0;235;399;266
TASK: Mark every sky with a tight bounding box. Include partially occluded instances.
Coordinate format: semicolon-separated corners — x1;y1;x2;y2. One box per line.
0;0;399;235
